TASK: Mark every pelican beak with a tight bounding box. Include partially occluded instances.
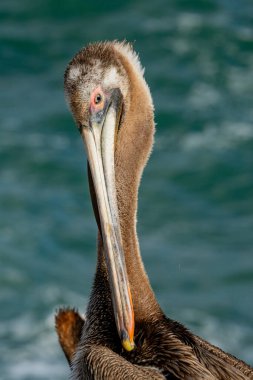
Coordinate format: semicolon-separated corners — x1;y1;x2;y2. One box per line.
80;88;135;352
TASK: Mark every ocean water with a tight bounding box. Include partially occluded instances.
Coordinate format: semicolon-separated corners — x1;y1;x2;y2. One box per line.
1;0;253;378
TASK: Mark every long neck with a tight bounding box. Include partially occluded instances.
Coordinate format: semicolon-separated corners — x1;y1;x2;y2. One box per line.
112;56;163;323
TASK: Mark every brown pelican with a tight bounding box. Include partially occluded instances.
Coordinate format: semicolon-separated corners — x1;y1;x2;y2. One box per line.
56;41;253;379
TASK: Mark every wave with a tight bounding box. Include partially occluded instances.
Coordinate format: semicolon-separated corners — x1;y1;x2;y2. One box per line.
181;122;253;151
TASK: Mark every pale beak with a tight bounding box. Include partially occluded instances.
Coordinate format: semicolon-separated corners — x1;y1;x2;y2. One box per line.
80;89;135;351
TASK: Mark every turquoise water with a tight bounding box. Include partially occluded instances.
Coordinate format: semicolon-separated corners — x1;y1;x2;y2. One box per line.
1;0;253;378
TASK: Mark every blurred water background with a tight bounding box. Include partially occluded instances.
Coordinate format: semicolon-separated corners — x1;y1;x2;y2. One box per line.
1;0;253;378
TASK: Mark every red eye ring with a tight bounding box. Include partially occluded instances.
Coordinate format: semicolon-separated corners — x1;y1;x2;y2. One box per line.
94;93;103;104
90;87;105;110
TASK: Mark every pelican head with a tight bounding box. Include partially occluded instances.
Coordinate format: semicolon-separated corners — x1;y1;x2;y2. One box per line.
64;41;155;352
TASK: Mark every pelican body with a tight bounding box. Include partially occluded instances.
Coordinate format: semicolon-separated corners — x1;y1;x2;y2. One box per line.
56;41;253;379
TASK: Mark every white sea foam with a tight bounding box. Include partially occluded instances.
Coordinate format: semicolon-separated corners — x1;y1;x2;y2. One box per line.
0;311;69;380
188;83;221;109
8;361;66;380
228;65;253;95
182;122;253;151
177;13;203;31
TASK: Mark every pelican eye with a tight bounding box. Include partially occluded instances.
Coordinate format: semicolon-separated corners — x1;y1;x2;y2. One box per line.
94;93;103;104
